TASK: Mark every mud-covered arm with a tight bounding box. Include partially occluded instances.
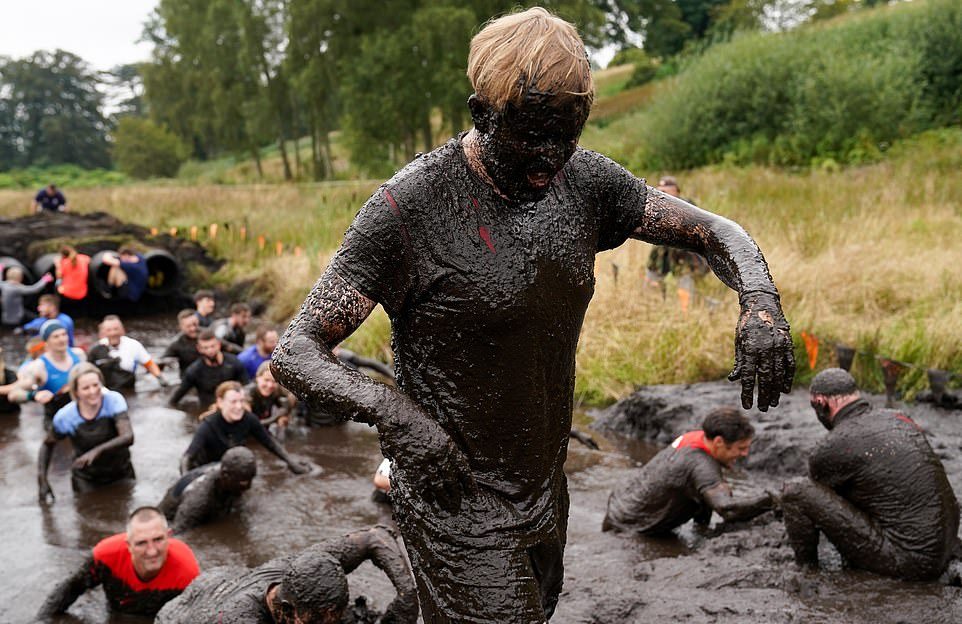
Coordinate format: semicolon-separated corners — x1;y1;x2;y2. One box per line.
324;527;419;623
37;428;60;503
702;482;774;523
632;188;794;411
272;267;475;508
36;556;98;617
246;414;307;473
168;369;196;406
72;414;134;470
337;349;396;380
170;481;213;534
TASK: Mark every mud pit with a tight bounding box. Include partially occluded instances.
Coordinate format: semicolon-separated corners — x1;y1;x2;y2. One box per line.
1;315;959;623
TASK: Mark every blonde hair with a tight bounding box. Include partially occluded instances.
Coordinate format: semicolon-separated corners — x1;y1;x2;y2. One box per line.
67;363;104;400
467;7;593;112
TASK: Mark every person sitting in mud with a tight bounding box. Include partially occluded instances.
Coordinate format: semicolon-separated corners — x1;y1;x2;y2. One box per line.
603;407;775;535
155;525;419;624
0;265;53;327
645;176;710;284
162;309;202;375
92;315;167;390
180;381;309;475
781;368;961;581
247;361;296;439
212;302;252;354
7;320;86;427
56;245;91;302
239;323;279;379
23;293;76;346
169;328;249;409
38;506;199;619
272;7;793;621
37;363;135;502
159;446;257;533
101;247;149;302
33;183;68;213
193;289;216;327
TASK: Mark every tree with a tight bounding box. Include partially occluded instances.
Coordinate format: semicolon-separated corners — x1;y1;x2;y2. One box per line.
113;117;188;178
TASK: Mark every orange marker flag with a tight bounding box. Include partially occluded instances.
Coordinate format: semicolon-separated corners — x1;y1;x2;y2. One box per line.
240;226;247;241
150;227;158;236
677;287;690;315
257;235;266;251
209;223;218;240
294;246;303;257
189;225;198;241
169;227;178;237
275;241;284;256
801;331;819;370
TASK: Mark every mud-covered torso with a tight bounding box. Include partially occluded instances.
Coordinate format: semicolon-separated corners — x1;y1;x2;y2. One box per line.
331;138;646;541
605;435;723;534
810;400;961;561
184;412;268;468
52;391;133;484
155;563;277;623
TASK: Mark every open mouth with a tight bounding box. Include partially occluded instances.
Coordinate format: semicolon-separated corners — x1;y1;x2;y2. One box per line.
527;172;552;188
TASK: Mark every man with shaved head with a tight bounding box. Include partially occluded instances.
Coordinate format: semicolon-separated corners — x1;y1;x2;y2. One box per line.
781;368;961;580
38;506;199;617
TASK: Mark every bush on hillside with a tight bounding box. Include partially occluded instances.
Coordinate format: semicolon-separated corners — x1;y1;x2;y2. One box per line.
636;0;962;169
0;164;127;189
113;117;189;179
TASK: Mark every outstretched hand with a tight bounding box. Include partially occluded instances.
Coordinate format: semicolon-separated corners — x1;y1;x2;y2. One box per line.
381;410;476;513
729;291;795;411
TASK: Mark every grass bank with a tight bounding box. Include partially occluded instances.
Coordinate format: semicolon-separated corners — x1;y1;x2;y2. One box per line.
3;128;961;403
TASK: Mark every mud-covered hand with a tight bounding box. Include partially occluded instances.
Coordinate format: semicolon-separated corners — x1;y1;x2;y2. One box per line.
380;410;476;512
72;449;100;470
729;291;794;411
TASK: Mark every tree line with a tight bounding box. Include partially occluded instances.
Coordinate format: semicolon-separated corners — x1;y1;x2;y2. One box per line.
0;0;897;179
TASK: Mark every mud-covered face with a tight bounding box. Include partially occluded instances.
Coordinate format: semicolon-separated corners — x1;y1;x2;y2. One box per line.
471;92;589;202
713;436;753;468
810;395;834;430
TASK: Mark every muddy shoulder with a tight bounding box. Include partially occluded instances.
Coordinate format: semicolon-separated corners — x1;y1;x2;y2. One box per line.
552;381;962;623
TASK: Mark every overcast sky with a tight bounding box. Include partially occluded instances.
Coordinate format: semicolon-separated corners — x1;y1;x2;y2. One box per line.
0;0;158;70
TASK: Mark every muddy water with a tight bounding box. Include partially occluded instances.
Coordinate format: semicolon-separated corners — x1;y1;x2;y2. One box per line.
1;319;960;623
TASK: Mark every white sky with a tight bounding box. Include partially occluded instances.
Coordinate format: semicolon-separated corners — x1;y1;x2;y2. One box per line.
0;0;158;70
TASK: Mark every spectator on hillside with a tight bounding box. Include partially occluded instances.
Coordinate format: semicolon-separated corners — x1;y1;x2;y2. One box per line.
211;303;251;354
238;323;278;379
23;294;75;346
0;265;53;327
645;176;709;282
102;247;149;302
32;183;68;213
56;245;91;301
193;290;216;328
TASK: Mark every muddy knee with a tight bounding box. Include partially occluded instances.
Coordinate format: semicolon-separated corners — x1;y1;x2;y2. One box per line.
780;477;815;504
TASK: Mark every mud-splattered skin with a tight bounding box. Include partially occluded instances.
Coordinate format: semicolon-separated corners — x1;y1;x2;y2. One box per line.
155;526;418;623
781;399;961;580
604;436;774;534
273;89;792;620
158;448;257;533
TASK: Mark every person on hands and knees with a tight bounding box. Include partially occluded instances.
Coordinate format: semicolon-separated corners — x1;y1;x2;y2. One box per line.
37;506;199;619
156;525;418;624
272;7;793;621
179;381;308;475
159;446;257;533
781;368;961;581
603;407;775;535
36;363;135;502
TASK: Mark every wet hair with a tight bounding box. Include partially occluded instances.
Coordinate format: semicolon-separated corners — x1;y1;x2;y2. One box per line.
216;380;244;400
197;328;218;342
254;323;276;342
702;407;755;444
256;360;274;378
67;363;104;400
280;549;348;620
38;293;60;310
810;368;859;398
220;446;257;482
177;308;197;322
59;245;77;264
193;289;214;303
467;7;593;112
127;506;167;534
230;302;251;316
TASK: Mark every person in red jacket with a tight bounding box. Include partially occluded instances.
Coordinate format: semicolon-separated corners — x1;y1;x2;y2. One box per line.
56;245;91;301
37;506;199;618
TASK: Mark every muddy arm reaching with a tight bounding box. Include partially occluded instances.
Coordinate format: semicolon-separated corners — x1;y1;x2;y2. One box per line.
37;556;97;617
322;526;419;623
72;414;134;470
702;483;775;523
272;267;475;508
632;189;794;411
37;429;59;503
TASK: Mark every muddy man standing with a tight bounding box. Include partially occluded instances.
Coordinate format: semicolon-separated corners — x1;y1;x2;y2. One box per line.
273;7;794;622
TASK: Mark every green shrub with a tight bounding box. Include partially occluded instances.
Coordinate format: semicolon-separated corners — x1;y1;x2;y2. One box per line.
113;117;189;179
0;164;128;189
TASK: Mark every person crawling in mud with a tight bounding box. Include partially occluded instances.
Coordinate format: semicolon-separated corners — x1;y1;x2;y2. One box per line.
603;407;775;534
159;446;257;533
37;506;199;619
272;7;794;621
155;525;419;624
781;368;961;581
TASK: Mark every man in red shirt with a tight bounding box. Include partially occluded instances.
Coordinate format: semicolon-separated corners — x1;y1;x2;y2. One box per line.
38;506;199;618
